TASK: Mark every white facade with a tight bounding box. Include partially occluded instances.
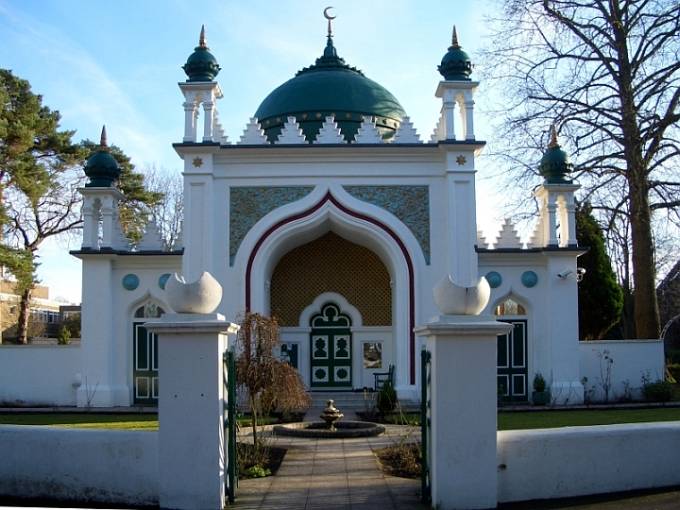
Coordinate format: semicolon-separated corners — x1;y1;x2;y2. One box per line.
0;26;665;408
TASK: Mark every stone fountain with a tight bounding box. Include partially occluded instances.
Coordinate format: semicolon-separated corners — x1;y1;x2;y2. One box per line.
273;399;385;438
320;399;343;431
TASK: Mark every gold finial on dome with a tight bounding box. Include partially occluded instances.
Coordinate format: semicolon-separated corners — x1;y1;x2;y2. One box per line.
451;25;460;48
548;125;559;148
199;24;207;48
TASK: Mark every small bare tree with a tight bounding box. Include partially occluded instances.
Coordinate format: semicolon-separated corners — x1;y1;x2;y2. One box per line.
235;313;310;447
482;0;680;338
142;166;184;251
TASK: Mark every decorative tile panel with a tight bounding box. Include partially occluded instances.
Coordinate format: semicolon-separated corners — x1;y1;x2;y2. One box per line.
230;186;314;264
344;185;430;263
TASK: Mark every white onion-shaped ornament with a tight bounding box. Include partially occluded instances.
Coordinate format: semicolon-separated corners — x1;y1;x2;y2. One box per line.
433;275;490;315
165;271;223;314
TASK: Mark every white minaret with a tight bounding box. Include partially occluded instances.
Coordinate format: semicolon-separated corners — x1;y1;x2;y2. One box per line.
80;126;125;250
178;26;224;143
435;27;483;288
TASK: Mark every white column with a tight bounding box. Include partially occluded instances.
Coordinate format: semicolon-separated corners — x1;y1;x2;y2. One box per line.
81;200;98;249
202;101;215;142
415;315;511;509
443;89;456;140
545;254;584;404
445;152;478;287
183;101;198;142
546;193;559;246
146;313;239;510
464;91;475;141
77;257;121;406
566;197;577;246
100;199;115;248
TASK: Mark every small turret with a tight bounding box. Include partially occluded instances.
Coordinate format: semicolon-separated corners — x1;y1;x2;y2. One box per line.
539;126;573;183
438;26;473;81
83;126;121;187
182;25;221;82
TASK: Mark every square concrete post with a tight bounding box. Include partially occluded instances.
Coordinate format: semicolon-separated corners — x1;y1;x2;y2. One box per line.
146;313;239;510
415;315;512;510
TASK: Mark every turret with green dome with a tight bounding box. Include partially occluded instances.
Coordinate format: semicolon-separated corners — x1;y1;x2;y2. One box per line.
183;25;221;82
253;12;406;143
539;126;573;184
84;126;121;187
438;26;472;81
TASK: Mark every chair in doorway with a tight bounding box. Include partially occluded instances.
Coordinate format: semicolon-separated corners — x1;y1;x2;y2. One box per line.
374;364;395;391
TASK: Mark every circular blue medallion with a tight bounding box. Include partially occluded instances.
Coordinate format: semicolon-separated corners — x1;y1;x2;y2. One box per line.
337;368;348;379
158;273;171;290
122;273;139;291
485;271;502;289
521;271;539;288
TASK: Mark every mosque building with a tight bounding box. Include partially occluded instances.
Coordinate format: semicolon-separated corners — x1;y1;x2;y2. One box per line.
58;15;661;408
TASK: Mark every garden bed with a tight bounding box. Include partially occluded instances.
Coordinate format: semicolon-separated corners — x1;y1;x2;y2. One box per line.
237;442;287;478
374;442;421;479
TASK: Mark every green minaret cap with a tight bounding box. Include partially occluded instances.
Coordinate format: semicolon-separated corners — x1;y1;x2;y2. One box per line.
84;126;121;188
183;25;221;82
438;26;473;81
539;126;573;183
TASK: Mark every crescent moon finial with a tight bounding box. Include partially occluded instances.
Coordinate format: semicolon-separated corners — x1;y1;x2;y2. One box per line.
323;6;336;37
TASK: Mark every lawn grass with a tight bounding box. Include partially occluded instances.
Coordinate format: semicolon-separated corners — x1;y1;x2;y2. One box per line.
497;407;680;430
1;407;680;431
0;413;158;430
382;406;680;429
0;413;280;431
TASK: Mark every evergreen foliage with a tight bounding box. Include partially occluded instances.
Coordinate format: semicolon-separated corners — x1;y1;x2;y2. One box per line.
576;203;624;340
0;69;161;342
80;140;163;244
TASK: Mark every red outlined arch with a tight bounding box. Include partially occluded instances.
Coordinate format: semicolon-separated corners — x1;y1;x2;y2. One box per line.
244;191;416;384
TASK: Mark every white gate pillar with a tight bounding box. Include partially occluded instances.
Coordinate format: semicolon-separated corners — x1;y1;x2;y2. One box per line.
146;311;239;510
416;314;511;509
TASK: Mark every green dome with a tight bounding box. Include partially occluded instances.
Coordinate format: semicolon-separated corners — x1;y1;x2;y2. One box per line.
254;36;406;143
438;26;472;81
84;126;120;187
539;128;573;183
183;26;220;82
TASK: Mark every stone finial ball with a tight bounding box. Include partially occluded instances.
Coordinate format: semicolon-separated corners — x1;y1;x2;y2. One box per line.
164;271;223;314
433;275;490;315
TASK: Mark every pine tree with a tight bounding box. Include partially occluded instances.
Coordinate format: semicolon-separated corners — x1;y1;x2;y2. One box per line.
576;203;624;340
0;69;161;342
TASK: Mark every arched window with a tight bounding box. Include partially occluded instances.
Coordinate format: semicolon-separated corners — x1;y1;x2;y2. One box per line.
134;303;164;319
495;297;526;316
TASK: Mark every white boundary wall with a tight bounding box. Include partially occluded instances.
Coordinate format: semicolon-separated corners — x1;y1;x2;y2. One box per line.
0;425;158;506
579;340;665;401
498;422;680;503
0;345;81;406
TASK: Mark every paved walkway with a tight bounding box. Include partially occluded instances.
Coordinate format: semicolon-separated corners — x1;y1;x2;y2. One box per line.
234;425;426;510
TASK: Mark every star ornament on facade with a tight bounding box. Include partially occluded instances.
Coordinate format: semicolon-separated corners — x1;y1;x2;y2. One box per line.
192;157;204;167
456;155;467;165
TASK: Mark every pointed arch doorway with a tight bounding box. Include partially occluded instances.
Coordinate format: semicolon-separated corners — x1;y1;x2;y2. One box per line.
309;302;353;388
132;303;164;405
495;297;529;403
270;231;393;390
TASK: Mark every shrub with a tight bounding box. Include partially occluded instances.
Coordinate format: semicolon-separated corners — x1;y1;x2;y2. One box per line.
376;381;397;415
57;326;71;345
642;379;673;403
533;373;546;393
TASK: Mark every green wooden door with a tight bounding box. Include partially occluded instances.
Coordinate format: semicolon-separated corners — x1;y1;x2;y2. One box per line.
497;320;528;402
310;303;352;389
133;322;158;405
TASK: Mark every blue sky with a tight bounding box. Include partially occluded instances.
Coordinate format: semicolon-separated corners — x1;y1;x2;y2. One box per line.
1;0;508;303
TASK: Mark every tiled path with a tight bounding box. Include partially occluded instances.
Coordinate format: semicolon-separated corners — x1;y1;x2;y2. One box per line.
234;425;426;510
